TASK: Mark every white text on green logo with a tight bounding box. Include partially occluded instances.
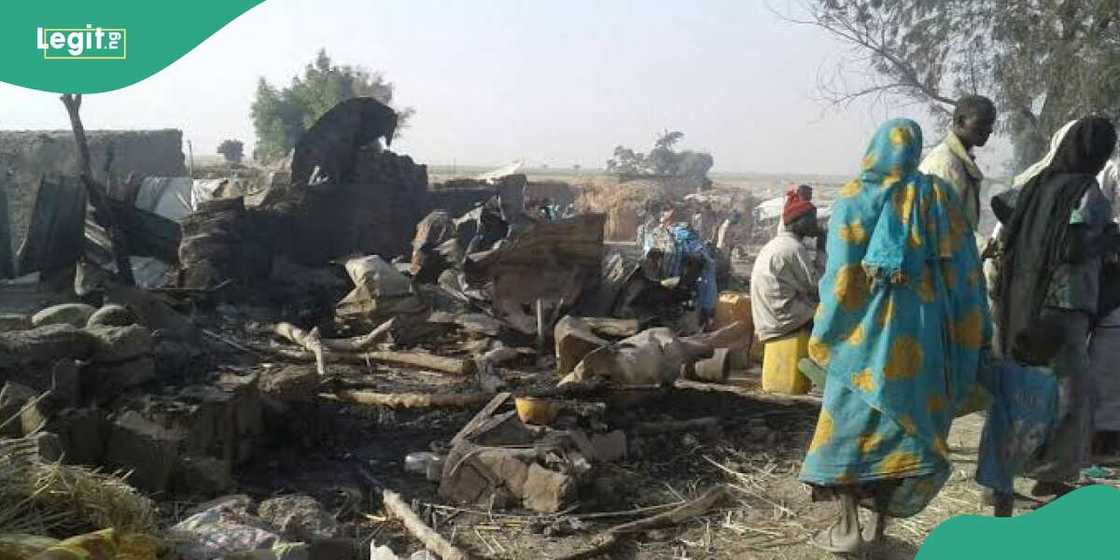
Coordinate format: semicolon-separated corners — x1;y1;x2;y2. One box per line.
37;25;127;60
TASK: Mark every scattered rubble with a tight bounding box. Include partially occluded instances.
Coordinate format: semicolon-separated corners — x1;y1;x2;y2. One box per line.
0;96;778;560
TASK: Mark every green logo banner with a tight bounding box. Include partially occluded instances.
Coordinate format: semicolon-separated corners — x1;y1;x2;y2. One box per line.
2;1;265;93
918;485;1120;559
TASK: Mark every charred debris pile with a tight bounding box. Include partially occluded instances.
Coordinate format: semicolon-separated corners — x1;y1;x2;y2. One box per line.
0;96;768;559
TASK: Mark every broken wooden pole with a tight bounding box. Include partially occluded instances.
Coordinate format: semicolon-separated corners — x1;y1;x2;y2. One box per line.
555;486;729;560
382;489;472;560
365;350;477;376
450;392;511;446
274;322;325;375
60;93;135;286
325;318;396;351
606;484;729;534
60;94;92;178
328;390;494;409
274;321;475;376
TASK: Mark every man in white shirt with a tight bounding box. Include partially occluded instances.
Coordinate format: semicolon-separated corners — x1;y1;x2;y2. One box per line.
751;198;822;344
919;95;997;231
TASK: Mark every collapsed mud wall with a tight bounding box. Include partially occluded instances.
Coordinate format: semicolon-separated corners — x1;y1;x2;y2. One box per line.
259;148;430;267
576;180;672;242
617;175;708;196
0;129;186;257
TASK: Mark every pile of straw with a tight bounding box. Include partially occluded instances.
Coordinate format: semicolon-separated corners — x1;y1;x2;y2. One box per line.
0;436;156;538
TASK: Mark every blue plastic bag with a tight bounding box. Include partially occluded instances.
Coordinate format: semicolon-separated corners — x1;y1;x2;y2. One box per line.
975;358;1059;494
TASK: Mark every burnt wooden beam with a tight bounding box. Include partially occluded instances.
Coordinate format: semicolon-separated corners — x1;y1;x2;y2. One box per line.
60;93;135;286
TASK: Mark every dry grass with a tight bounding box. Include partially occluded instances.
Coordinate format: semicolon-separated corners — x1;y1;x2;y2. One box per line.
677;413;998;560
0;434;156;538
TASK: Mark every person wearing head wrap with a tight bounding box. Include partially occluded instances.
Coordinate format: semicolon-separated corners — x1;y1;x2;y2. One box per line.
992;116;1119;497
800;119;992;553
1099;152;1120;211
1011;121;1082;190
776;184;828;276
981;120;1081;356
776;184;815;233
750;195;821;353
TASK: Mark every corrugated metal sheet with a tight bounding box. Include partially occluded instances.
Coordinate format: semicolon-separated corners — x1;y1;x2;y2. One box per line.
16;175;87;276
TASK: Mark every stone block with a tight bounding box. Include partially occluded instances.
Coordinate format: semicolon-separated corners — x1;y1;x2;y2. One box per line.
0;324;97;365
83;357;156;400
86;324;154;363
105;410;184;492
45;358;82;407
522;463;576;513
48;407;108;465
476;450;530;498
554;316;608;375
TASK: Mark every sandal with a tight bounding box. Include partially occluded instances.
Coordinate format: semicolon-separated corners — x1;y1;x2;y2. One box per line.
810;522;864;555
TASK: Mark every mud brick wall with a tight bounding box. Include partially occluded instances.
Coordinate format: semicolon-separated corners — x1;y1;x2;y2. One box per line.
0;129;186;257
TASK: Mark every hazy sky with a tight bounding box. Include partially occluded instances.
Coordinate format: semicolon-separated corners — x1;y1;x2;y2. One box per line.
0;0;1012;176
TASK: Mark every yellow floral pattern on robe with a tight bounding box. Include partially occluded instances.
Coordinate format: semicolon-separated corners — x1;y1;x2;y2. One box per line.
800;119;992;519
839;221;868;244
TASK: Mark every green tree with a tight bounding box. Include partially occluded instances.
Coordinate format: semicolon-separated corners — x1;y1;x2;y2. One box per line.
606;145;649;175
607;130;714;178
250;49;414;162
216;139;244;163
789;0;1120;172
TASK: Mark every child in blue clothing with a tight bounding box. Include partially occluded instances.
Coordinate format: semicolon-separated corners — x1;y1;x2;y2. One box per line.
976;317;1064;517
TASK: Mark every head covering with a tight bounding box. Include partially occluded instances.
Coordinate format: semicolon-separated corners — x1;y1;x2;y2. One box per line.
996;116;1118;353
800;119;990;516
1048;116;1117;175
1011;120;1078;188
782;190;816;225
855;118;962;279
1099;156;1119;208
